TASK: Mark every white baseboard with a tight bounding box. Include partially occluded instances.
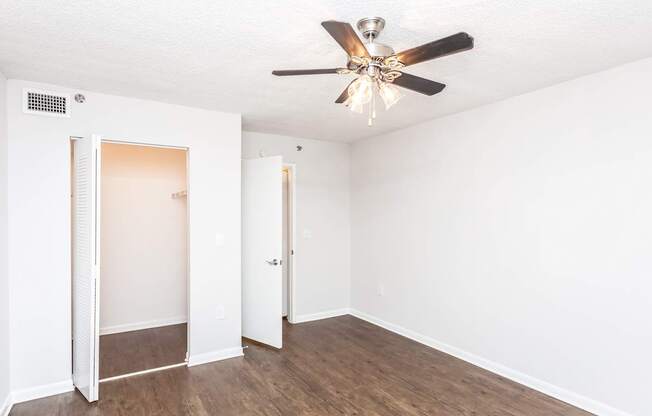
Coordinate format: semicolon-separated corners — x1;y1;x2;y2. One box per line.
11;379;73;404
100;316;187;335
187;347;243;367
349;309;631;416
1;393;12;416
292;308;351;324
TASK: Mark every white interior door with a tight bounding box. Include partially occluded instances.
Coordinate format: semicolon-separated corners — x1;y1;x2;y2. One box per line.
72;134;101;402
242;156;283;348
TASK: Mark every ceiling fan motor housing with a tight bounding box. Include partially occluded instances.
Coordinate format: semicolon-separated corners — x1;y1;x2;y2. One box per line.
357;17;385;39
365;42;395;57
356;17;394;58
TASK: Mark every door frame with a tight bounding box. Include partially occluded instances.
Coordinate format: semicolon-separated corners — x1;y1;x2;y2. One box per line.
283;163;298;324
70;136;192;394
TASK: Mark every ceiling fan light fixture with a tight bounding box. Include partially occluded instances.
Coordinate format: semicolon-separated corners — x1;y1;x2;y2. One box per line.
272;18;474;125
378;81;403;110
347;74;374;107
383;55;403;69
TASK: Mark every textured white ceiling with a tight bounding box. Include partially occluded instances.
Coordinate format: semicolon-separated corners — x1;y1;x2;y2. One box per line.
1;1;652;142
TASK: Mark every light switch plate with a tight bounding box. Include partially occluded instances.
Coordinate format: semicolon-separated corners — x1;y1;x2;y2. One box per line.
216;305;225;320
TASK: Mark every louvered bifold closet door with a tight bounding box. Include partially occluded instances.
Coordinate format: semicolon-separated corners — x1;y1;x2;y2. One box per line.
72;135;102;402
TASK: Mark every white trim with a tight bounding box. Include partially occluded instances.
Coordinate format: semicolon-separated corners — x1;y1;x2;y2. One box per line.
99;316;187;335
187;347;244;367
101;138;188;151
283;163;297;324
99;362;187;383
11;379;74;404
293;308;351;324
91;134;102;402
96;136;192;368
349;309;632;416
1;393;12;416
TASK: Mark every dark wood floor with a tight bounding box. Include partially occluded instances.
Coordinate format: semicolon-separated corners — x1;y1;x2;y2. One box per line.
11;316;591;415
99;323;187;379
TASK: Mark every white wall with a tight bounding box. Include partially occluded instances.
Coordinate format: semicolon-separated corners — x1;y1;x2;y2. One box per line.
0;72;11;414
242;132;351;321
351;58;652;416
100;143;187;334
7;80;242;400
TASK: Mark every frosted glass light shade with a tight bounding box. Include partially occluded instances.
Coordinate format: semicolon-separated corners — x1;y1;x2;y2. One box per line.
347;75;373;106
378;81;403;110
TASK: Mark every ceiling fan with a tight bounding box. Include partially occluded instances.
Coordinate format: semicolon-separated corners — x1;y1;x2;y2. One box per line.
272;17;474;126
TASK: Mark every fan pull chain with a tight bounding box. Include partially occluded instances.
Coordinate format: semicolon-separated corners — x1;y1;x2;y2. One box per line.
368;85;376;127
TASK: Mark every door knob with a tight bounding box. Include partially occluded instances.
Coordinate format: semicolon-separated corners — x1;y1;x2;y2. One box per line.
266;259;280;266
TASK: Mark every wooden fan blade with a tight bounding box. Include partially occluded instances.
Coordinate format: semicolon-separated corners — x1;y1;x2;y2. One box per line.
272;69;342;76
321;21;370;58
335;80;356;103
392;73;446;96
396;32;473;67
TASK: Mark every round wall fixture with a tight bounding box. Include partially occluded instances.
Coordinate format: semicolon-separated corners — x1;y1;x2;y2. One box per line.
74;93;86;103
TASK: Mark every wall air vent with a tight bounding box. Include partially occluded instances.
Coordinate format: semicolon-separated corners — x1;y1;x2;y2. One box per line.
23;89;71;118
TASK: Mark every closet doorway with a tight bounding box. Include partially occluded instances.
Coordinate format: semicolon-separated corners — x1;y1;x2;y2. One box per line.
71;136;190;401
98;142;188;381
